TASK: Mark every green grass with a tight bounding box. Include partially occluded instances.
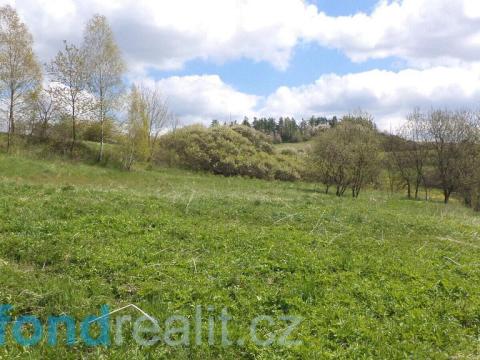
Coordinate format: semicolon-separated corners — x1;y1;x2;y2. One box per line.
274;140;314;153
0;154;480;358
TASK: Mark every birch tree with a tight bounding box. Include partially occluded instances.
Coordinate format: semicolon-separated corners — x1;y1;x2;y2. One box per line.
0;5;41;152
83;14;125;161
121;85;149;170
48;41;90;155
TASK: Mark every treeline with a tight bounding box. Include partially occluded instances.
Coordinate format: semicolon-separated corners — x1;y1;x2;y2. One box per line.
211;116;338;143
384;109;480;209
0;5;175;168
309;110;480;211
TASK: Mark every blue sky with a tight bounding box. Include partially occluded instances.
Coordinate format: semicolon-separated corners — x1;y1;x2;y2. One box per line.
9;0;480;129
312;0;380;16
151;46;402;96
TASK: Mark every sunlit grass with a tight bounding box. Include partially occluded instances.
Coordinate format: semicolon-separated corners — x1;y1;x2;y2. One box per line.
0;154;479;358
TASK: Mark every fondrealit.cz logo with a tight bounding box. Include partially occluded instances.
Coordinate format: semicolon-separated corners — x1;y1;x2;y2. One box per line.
0;304;303;348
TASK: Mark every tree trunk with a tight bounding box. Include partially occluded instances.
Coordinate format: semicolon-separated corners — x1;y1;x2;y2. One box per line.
444;189;450;204
98;91;105;162
6;121;11;153
99;119;104;162
70;102;76;156
42;118;48;140
423;176;428;201
474;190;480;212
6;91;14;153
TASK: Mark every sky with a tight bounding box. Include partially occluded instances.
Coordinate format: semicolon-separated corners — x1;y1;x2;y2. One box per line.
3;0;480;129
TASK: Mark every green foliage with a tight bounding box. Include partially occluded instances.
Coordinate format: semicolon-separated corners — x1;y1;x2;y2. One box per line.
156;125;302;181
229;125;274;154
81;118;117;143
310;115;381;197
120;86;150;170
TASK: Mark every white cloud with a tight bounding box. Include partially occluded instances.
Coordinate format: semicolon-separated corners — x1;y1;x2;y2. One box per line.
260;64;480;129
7;0;316;71
139;65;480;130
304;0;480;67
3;0;480;130
5;0;479;71
143;75;259;125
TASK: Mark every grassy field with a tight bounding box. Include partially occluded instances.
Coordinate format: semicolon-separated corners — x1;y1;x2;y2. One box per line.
0;154;480;358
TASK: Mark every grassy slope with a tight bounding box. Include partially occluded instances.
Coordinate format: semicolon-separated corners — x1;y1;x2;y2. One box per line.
0;154;480;359
274;140;314;153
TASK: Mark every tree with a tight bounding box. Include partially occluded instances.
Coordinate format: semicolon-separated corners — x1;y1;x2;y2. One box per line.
138;84;170;161
0;5;41;152
311;113;380;197
384;135;415;198
472;114;480;210
456;111;480;209
385;110;429;200
121;85;149;170
342;115;380;198
402;109;429;199
170;113;181;133
309;128;346;195
424;109;476;204
48;41;91;155
83;14;126;162
29;85;60;139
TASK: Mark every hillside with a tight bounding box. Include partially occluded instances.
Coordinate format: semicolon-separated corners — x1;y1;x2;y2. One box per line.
274;139;315;153
0;154;479;358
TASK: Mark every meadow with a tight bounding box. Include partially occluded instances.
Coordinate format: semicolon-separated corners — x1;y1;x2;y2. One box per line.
0;154;480;358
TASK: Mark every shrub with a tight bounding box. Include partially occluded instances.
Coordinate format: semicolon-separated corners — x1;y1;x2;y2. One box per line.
156;125;302;181
81;118;117;143
280;148;297;156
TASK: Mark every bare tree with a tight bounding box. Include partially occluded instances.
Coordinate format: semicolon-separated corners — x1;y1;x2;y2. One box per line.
48;41;91;155
0;5;41;152
83;14;126;161
424;109;476;204
386;109;429;199
170;112;181;133
384;135;415;198
472;113;480;210
138;84;170;161
30;86;60;139
403;109;429;199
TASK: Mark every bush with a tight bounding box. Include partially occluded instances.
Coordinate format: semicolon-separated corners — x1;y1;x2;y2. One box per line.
81;118;117;143
156;125;302;181
230;125;274;154
280;148;297;156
